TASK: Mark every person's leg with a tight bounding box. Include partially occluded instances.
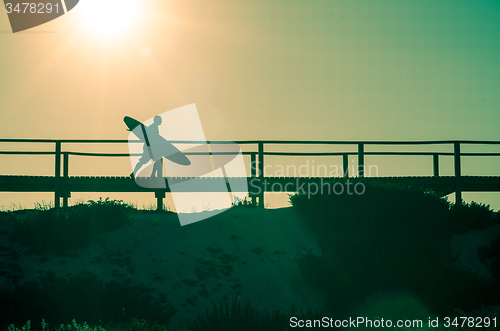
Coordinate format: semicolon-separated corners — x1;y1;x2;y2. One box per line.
133;153;150;177
132;145;149;177
132;160;145;176
152;159;163;178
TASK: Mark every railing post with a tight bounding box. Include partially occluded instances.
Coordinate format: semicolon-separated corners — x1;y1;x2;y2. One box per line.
454;142;462;205
433;154;439;177
251;153;257;206
343;154;349;178
155;191;166;212
358;143;364;177
62;152;69;208
258;142;265;208
54;141;61;209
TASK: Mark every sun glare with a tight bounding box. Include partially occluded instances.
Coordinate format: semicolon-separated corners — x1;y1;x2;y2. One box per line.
77;0;140;39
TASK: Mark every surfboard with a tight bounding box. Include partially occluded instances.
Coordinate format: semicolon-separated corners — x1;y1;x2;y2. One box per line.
124;116;191;166
124;116;143;132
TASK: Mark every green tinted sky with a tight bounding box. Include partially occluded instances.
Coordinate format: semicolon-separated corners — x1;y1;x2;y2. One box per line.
1;0;500;208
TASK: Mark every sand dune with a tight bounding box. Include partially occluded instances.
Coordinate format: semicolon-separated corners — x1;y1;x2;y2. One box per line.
0;207;325;328
0;206;498;328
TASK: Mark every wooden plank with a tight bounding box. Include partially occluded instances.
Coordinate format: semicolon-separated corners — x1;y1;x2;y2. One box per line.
1;176;500;197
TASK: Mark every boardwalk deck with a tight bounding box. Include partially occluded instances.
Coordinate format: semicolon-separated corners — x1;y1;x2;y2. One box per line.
2;175;500;195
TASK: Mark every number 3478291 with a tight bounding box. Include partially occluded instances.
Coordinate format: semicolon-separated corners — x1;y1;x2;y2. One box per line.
5;3;60;14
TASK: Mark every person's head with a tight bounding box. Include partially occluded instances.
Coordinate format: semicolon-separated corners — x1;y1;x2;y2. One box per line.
154;115;162;125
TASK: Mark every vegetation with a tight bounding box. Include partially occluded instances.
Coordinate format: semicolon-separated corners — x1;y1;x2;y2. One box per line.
2;190;500;330
290;180;500;319
185;296;288;331
6;319;189;331
5;304;499;331
478;234;500;282
231;196;257;209
10;198;136;255
450;201;500;235
0;271;177;331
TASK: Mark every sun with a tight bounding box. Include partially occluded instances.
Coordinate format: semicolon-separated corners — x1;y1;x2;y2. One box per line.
76;0;140;39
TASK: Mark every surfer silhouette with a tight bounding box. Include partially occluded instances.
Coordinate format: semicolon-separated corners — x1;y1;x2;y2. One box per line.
131;115;163;178
125;114;191;179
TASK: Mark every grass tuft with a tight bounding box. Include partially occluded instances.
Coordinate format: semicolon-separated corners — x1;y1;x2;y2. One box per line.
231;196;257;209
11;198;136;255
184;296;324;331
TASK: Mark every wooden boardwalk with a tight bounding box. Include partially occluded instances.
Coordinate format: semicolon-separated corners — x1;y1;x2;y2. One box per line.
2;175;500;194
1;139;500;209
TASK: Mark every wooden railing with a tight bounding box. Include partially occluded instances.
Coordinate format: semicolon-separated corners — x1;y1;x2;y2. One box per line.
1;139;500;208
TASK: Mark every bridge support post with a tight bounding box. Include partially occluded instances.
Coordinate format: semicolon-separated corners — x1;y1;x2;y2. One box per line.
454;142;462;205
155;191;166;212
358;143;364;177
343;154;349;178
251;153;257;206
62;152;70;208
54;141;61;209
433;154;439;177
258;142;265;208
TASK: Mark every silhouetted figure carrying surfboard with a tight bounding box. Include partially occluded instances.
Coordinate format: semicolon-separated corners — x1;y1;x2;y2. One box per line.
130;115;163;177
124;115;191;179
123;115;191;178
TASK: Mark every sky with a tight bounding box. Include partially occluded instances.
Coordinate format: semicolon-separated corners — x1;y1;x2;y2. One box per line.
1;0;500;210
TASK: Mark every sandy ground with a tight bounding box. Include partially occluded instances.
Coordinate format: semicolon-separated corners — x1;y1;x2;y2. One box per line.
0;207;499;327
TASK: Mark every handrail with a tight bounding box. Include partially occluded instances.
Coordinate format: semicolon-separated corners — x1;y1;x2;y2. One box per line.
2;138;500;145
4;151;500;157
0;139;258;144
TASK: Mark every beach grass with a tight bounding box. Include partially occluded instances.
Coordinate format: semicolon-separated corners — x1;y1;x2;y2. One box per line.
9;198;136;255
